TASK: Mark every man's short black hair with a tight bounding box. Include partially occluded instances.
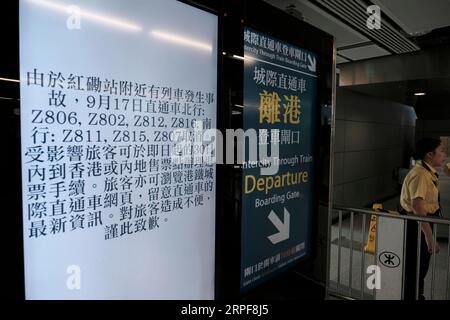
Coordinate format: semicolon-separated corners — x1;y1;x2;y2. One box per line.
412;137;442;160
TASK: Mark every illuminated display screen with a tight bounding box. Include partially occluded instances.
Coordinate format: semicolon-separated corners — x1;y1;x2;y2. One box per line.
241;27;317;290
20;0;217;299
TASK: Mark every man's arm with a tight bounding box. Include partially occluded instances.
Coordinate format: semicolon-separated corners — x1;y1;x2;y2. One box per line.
412;197;440;254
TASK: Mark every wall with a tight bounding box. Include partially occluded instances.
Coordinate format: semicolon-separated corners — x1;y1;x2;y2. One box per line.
416;120;450;141
333;87;417;208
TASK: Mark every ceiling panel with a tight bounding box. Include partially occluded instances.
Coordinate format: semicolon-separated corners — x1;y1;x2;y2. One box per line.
372;0;450;35
264;0;369;48
336;55;350;64
339;44;391;61
315;0;419;53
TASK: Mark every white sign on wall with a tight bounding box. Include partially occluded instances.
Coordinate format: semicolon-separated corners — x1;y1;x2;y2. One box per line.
20;0;217;299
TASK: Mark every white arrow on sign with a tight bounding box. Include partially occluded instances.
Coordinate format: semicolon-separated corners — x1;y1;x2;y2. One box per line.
267;208;290;244
307;55;316;73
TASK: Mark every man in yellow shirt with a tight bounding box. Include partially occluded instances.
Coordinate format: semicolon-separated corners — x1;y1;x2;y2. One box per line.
401;138;447;300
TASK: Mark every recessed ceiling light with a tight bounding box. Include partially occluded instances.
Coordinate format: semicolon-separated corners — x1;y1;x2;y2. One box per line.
0;77;20;83
414;92;426;96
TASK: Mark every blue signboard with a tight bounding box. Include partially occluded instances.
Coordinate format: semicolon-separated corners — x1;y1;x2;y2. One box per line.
241;27;318;290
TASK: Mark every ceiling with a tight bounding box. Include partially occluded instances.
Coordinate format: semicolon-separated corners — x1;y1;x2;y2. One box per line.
371;0;450;36
264;0;450;118
264;0;450;63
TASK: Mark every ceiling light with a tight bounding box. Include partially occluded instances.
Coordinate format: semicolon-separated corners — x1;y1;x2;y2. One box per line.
0;77;20;83
232;55;245;61
414;92;426;96
27;0;142;32
151;30;212;52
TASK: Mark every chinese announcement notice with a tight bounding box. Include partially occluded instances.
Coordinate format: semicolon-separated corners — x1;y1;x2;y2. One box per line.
20;0;217;299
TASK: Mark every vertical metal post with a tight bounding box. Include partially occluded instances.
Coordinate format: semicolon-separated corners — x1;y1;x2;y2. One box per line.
401;219;407;300
337;210;343;294
349;212;354;297
360;213;366;300
415;222;422;300
373;215;379;299
447;225;450;300
431;223;437;300
324;37;337;300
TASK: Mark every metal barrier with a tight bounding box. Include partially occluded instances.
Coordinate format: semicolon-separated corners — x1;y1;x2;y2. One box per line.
326;206;450;300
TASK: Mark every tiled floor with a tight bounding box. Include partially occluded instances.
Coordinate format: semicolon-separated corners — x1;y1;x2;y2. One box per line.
329;197;450;300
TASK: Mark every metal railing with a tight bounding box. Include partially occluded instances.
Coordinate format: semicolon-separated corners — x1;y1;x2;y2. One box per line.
326;206;450;300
